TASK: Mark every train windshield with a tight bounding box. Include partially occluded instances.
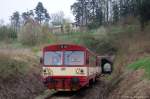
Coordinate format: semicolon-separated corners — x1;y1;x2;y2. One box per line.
64;51;84;65
44;51;63;65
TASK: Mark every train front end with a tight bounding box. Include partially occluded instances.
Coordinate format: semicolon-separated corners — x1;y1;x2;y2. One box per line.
41;44;88;91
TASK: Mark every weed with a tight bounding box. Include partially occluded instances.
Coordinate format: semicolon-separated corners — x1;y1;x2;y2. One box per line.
128;57;150;79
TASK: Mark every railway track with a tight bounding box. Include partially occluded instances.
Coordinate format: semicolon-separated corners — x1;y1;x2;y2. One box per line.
46;79;108;99
48;91;75;99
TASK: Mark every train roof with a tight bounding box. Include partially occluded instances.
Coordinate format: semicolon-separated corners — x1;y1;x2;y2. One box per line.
43;43;86;50
43;43;97;56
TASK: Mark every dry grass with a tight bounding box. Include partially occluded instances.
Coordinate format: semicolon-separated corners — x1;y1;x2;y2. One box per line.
108;69;150;99
0;48;45;99
0;48;38;77
107;26;150;98
113;30;150;75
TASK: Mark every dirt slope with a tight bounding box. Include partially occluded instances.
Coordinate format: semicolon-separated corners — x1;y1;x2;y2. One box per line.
0;49;45;99
107;31;150;99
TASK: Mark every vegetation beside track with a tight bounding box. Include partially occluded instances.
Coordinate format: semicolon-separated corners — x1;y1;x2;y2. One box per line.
0;49;45;99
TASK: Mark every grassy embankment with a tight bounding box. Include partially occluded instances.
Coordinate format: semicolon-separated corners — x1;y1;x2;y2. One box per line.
106;25;150;98
128;57;150;79
0;48;45;99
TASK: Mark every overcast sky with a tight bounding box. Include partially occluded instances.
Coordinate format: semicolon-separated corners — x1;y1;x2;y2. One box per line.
0;0;76;24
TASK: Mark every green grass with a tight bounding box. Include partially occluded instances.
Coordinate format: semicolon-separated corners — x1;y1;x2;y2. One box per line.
128;57;150;79
32;47;40;53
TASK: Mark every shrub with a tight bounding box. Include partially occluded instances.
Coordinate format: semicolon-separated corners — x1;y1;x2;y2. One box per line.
0;51;30;79
18;20;41;45
78;27;117;54
64;23;71;33
80;34;117;54
128;57;150;79
41;24;54;43
0;26;17;41
18;20;50;46
87;22;100;30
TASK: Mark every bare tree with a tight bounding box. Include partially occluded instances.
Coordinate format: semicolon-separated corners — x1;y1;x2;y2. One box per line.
51;11;65;26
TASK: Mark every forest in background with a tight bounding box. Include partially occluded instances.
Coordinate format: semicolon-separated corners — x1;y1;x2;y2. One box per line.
71;0;150;30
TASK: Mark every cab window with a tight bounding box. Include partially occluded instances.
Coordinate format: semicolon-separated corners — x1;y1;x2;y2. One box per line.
64;51;84;65
44;51;63;65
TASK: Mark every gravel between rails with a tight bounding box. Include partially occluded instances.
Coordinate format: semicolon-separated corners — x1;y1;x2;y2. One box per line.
47;79;109;99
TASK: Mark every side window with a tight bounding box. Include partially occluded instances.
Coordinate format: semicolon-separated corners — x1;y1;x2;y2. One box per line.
86;53;89;65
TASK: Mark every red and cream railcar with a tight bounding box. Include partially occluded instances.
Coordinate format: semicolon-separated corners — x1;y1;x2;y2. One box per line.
41;44;112;91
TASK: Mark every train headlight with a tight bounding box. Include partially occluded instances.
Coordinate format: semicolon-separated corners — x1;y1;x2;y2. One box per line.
76;68;84;74
60;45;68;49
43;69;47;75
43;69;46;73
43;68;53;76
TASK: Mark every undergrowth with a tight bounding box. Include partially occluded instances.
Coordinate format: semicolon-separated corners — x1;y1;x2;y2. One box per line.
0;50;35;80
128;57;150;79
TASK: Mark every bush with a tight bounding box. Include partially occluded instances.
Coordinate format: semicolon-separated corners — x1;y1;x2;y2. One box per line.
76;27;117;54
41;24;52;43
18;20;41;46
64;23;71;33
87;22;100;30
56;25;140;55
80;34;117;54
18;20;50;46
0;26;17;41
79;25;139;54
0;51;29;79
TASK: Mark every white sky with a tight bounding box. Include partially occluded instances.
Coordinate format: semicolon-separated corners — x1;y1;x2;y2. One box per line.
0;0;76;24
